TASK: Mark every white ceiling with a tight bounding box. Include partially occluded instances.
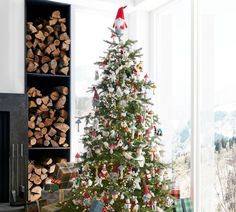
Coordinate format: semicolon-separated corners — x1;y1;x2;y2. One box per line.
49;0;172;12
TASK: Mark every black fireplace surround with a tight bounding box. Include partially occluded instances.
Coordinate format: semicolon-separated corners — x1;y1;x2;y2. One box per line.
0;93;27;207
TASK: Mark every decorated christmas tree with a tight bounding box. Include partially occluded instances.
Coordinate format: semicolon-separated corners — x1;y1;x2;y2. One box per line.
61;6;172;212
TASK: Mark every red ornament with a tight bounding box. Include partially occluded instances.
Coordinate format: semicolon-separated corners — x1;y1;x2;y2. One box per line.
118;135;122;140
146;129;152;135
51;179;62;184
144;74;149;80
101;165;107;178
75;153;80;159
136;114;143;123
93;87;99;101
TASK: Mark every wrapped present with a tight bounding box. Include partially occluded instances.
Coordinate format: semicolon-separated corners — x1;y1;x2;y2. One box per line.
89;200;104;212
25;199;47;212
170;188;180;200
54;162;78;182
175;198;193;212
44;183;59;192
41;202;61;212
41;189;71;204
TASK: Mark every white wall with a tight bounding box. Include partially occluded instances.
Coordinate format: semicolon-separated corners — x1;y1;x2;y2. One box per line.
0;0;24;94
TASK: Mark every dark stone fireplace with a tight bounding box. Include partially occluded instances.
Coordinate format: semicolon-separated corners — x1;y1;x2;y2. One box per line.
0;94;27;211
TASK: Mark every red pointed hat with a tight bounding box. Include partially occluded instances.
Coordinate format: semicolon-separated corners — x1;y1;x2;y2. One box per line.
115;6;127;20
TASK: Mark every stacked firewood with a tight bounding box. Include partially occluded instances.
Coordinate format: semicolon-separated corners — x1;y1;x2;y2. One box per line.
28;158;67;201
28;86;69;148
26;10;70;75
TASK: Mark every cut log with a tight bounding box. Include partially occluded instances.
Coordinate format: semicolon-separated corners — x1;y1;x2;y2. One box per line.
55;86;69;95
36;24;43;30
36;98;42;105
61;42;70;51
35;31;45;41
56;116;65;123
29;100;37;108
30;174;42;185
51;48;60;57
45;25;54;34
26;41;33;49
54;123;69;133
48;127;57;137
35;49;43;57
55;95;66;109
59;67;69;75
38;122;45;128
28;162;34;173
51;140;59;147
50;91;59;101
60;23;67;32
49;43;56;51
41;127;48;135
52;10;61;19
43;140;50;147
49;59;57;70
30;193;41;202
49;19;57;26
48;164;56;174
58;137;66;145
49;110;56;119
45;134;51;141
41;63;49;73
38;42;46;50
36;116;42;125
42;158;53;166
39;104;49;112
26;34;32;41
28;130;34;138
28;181;33;190
41;56;51;64
30;115;36;122
28;121;35;130
44;118;53;127
45;46;52;55
27;49;34;59
63;143;69;148
59;132;67;138
41;173;48;180
27;62;36;73
58;18;66;23
27;22;37;34
59;32;69;41
62;55;70;66
41;168;48;174
47;35;54;45
59;109;68;120
54;39;60;46
47;99;53;107
34;166;42;176
41;96;50;105
44;31;49;37
31;186;42;195
36;138;43;146
34;131;43;140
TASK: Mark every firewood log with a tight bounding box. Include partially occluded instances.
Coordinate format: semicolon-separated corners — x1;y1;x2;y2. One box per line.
26;34;32;41
27;49;34;59
50;91;59;101
41;63;49;73
49;19;57;26
30;174;42;185
44;118;53;127
58;67;69;75
48;164;56;174
51;140;59;147
59;109;68;120
28;121;35;130
28;181;33;190
36;98;42;105
35;30;45;41
58;18;66;23
60;23;67;32
58;137;66;145
50;59;57;70
52;10;61;19
43;140;50;147
41;56;51;64
45;25;54;34
28;130;34;138
27;22;37;34
54;123;69;133
34;166;42;176
55;95;66;109
55;86;69;95
29;100;37;108
31;186;42;195
48;127;57;137
42;158;53;166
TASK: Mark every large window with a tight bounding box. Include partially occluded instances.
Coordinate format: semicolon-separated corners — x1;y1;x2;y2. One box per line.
152;0;192;198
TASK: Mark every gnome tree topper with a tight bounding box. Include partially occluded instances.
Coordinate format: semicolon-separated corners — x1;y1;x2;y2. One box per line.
113;6;128;36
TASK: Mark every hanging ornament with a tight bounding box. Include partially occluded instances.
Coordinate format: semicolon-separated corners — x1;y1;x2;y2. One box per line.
135;147;145;167
133;177;141;190
75;153;81;163
118;165;124;179
108;86;114;93
101;165;107;179
144;74;149;81
123;151;133;160
72;176;80;189
133;197;139;212
95;176;103;187
75;117;81;132
116;86;123;97
136;113;143;123
93;118;99;130
145;170;152;181
84;126;90;134
95;70;99;80
109;71;116;82
149;146;158;161
121;121;128;128
124;198;131;211
142;185;152;205
121;112;126;117
130;123;137;139
92;87;100;108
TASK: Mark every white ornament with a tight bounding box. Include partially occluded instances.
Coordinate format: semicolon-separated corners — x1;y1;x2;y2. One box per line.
95;176;103;187
119;100;127;107
133;177;141;190
123;89;130;95
93;118;99;129
109;71;116;82
102;131;109;137
123;151;133;160
87;179;93;187
116;86;123;97
135;147;145;167
124;198;131;211
108;86;114;93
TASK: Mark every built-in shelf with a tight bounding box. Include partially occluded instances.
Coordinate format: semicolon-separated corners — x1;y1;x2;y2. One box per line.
28;147;70;150
27;73;70;78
